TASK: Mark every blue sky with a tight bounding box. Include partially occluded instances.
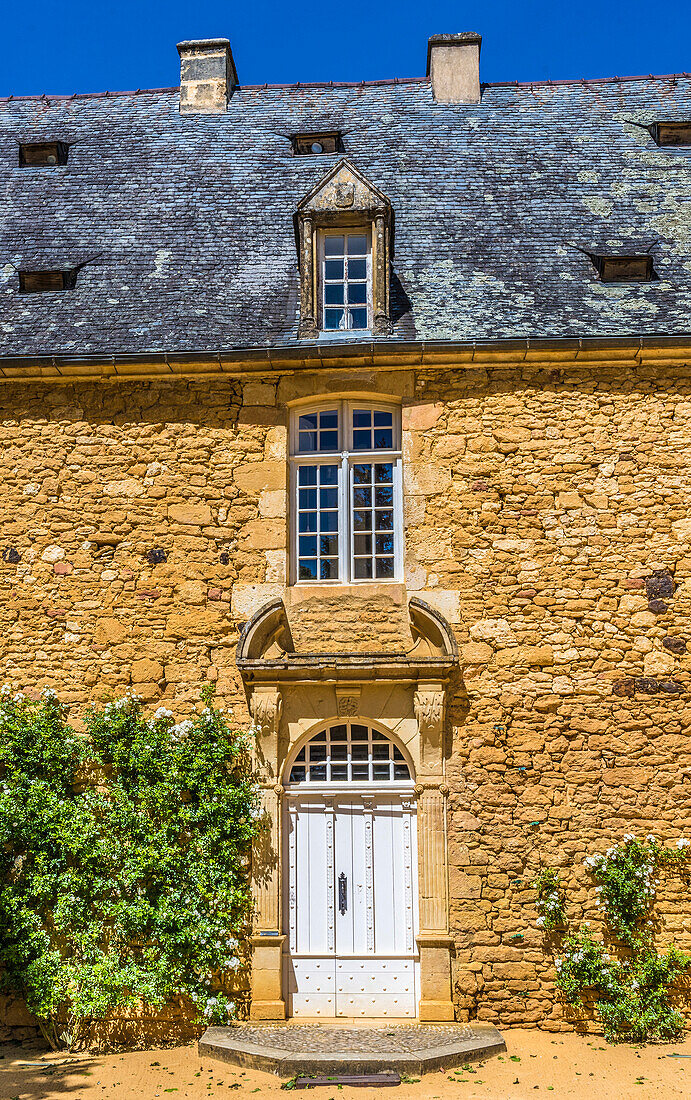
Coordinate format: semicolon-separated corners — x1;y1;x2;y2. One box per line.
2;0;690;97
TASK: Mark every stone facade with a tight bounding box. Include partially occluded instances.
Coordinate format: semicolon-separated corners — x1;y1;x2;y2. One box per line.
1;349;690;1034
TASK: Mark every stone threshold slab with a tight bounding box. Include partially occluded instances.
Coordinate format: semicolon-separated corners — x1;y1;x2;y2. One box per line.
198;1023;506;1077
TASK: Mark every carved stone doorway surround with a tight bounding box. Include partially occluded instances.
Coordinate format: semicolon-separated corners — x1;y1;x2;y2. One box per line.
237;597;458;1021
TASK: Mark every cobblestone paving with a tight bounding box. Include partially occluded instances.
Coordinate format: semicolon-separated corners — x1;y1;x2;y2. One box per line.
230;1024;475;1054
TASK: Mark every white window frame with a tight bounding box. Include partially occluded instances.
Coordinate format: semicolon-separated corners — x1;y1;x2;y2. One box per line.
319;228;372;333
289;400;403;585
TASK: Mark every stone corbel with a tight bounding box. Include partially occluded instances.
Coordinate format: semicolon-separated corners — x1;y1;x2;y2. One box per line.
414;681;446;775
250;686;282;781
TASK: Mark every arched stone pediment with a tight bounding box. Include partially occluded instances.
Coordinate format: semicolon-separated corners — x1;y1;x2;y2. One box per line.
297;159;392;221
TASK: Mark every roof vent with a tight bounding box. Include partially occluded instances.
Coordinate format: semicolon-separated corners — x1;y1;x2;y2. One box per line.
427;32;481;104
19;142;69;167
19;268;79;293
652;121;691;146
177;38;237;115
591;254;655;283
292;132;342;156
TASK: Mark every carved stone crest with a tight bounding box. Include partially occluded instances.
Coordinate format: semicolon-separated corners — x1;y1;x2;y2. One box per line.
334;182;354;208
414;690;444;734
336;687;360;717
250;689;282;737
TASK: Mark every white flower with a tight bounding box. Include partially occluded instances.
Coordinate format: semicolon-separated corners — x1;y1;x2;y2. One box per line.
676;838;690;849
153;706;174;721
536;916;545;928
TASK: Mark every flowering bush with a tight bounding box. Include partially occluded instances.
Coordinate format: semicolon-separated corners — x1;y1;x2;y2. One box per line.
0;686;258;1050
534;836;691;1042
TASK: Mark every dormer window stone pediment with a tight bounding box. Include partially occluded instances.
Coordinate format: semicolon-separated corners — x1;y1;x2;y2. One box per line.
296;159;393;340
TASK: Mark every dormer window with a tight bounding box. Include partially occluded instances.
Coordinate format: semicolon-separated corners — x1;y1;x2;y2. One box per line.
321;231;371;330
296;160;393;338
19;268;78;293
292;132;342;156
593;255;654;283
18;142;69;167
652;122;691;147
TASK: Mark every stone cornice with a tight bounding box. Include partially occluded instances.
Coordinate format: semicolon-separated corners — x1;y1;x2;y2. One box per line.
1;336;691;382
237;653;455;685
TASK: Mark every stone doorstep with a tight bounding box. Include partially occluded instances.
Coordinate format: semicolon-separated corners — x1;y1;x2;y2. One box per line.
198;1024;506;1078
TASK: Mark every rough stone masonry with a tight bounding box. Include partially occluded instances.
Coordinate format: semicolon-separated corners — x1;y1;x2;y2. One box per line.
0;352;689;1036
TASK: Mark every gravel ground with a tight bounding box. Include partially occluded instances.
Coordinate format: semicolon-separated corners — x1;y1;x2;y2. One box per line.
1;1027;690;1099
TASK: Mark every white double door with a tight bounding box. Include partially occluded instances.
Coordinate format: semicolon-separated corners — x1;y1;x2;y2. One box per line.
284;790;418;1018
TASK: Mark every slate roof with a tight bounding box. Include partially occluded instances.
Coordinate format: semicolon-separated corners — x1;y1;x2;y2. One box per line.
1;74;691;357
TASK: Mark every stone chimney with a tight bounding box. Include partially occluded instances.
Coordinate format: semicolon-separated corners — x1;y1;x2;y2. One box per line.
177;39;238;114
427;33;482;104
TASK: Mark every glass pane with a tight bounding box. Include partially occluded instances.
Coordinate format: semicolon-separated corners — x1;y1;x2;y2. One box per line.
348;258;367;280
353;486;372;508
299;536;317;556
373;764;391;781
290;765;306;782
393;747;404;760
353;463;371;484
299;488;317;509
349;308;368;329
376;557;395;579
325;259;344;280
313;730;327;741
331;724;347;739
319;430;338;451
320;486;338;508
299;466;317;485
372;743;389;760
299;431;317;452
310;765;327;781
325;236;344;256
321;510;338;532
320;558;339;579
299;413;318;430
351;764;369;781
296;748;306;761
310;744;327;761
331;764;348;781
374;411;392;426
354;533;372;555
375;533;394;555
347;283;367;305
375;509;393;531
375;486;393;507
353;510;371;531
321;464;339;483
351;724;369;739
353;410;372;427
354;558;372;579
394;763;410;780
331;744;348;760
324;308;345;330
299;560;317;580
319;534;338;556
299;512;317;533
321;411;338;429
351;743;368;760
353;429;371;450
347;235;367;255
375;462;393;482
373;427;393;449
325;284;344;305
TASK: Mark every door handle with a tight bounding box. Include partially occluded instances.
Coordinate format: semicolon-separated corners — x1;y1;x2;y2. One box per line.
338;872;347;915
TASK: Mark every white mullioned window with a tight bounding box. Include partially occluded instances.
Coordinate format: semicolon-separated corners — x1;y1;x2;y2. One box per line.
321;230;371;331
290;400;402;583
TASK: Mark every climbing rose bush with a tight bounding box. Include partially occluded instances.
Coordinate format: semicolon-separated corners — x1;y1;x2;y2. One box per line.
0;686;259;1050
535;836;691;1042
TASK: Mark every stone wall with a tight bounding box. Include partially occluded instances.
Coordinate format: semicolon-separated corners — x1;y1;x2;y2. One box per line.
1;360;690;1036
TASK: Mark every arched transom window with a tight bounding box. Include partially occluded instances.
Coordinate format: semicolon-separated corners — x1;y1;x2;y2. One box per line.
288;722;412;784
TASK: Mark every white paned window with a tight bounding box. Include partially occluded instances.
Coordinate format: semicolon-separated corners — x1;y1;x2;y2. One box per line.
290;401;402;584
321;231;371;331
288;723;412;784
